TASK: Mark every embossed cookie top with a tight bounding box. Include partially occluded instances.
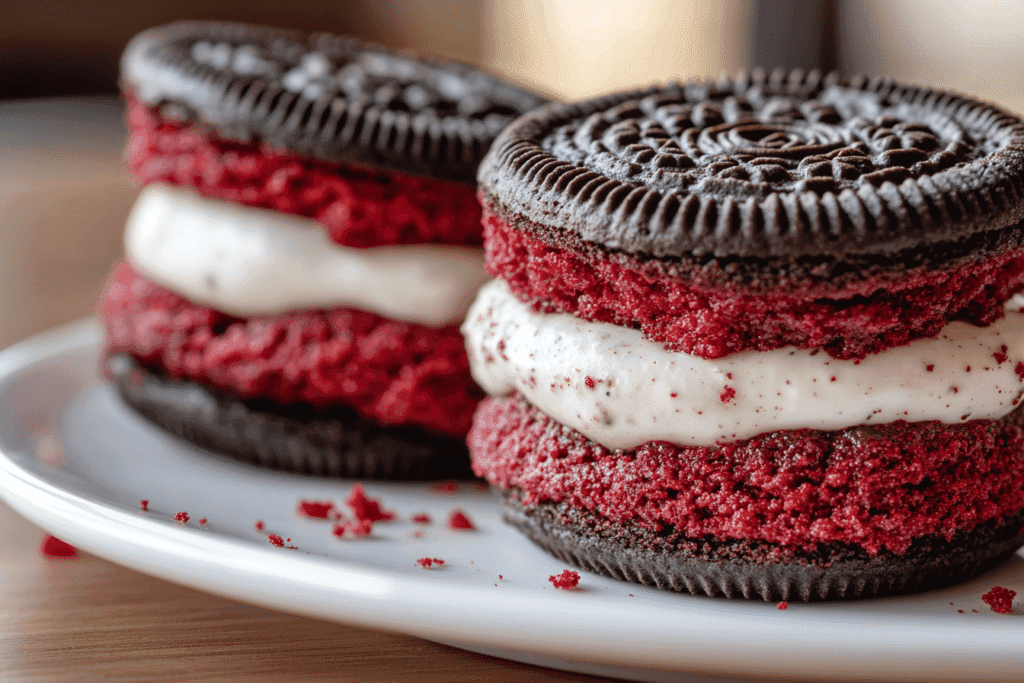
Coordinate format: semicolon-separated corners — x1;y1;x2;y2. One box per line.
123;21;547;183
480;69;1024;259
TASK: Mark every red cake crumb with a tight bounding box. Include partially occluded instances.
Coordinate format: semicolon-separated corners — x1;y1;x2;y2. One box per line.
174;512;190;524
431;481;460;493
549;570;580;589
101;263;482;437
981;586;1016;613
255;520;265;531
482;209;1024;360
995;347;1009;364
777;601;789;610
416;557;445;568
126;100;482;248
1016;363;1024;381
411;513;431;524
469;396;1024;555
139;499;149;511
332;519;373;538
40;535;78;558
720;386;736;403
198;518;207;525
268;534;285;547
297;499;335;519
448;510;475;530
346;484;395;522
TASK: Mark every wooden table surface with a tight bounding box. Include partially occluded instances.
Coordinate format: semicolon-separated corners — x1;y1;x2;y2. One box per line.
0;97;622;683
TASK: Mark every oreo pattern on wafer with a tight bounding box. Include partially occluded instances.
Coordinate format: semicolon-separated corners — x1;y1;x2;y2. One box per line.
108;354;473;480
122;21;547;182
480;69;1024;259
505;491;1024;601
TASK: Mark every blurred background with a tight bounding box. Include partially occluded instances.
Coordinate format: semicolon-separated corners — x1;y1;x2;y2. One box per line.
4;0;1024;109
2;0;1024;349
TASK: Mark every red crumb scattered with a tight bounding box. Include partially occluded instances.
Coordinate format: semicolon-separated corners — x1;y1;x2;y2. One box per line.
268;534;285;547
994;349;1008;364
411;513;431;524
926;364;935;372
198;518;207;525
584;376;596;389
499;574;503;580
297;499;335;519
174;511;190;524
332;519;373;538
958;609;964;613
777;601;789;610
346;484;395;522
448;509;475;530
952;386;959;394
40;534;78;558
416;557;446;568
1016;362;1024;381
139;499;149;512
431;481;460;493
549;570;580;589
255;520;265;531
720;386;736;403
981;586;1016;613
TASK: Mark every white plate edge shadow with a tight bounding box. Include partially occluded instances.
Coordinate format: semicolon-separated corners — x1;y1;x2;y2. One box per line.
0;318;1021;683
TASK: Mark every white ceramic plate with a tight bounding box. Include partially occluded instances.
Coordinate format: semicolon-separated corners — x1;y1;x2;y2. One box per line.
0;319;1022;683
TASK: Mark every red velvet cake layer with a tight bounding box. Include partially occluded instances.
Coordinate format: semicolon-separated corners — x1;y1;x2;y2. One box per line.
102;262;482;437
483;209;1024;360
469;396;1024;555
126;100;483;248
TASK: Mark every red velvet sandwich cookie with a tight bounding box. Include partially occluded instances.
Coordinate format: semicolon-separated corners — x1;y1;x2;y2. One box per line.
464;69;1024;599
101;21;545;478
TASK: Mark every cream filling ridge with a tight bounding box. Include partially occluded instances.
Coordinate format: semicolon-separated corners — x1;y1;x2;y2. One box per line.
125;184;489;326
463;279;1024;451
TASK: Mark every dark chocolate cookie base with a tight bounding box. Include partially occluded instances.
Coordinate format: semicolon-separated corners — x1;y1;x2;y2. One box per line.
108;354;473;480
503;489;1024;601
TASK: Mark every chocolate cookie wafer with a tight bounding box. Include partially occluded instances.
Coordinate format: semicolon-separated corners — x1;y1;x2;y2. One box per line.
109;355;472;479
100;21;545;478
463;69;1024;599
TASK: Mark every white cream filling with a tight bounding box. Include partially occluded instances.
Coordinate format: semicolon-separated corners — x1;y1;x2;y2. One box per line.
463;279;1024;451
124;184;489;327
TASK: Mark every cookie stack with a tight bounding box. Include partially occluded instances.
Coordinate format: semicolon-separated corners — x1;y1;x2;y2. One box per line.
101;21;545;478
464;71;1024;599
